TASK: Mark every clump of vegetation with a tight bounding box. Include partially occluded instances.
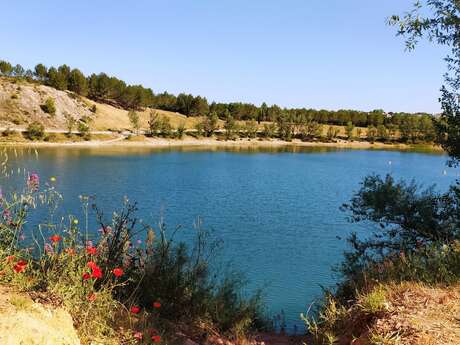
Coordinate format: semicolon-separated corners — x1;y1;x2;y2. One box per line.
78;117;91;140
40;97;56;116
128;109;140;134
25;121;45;140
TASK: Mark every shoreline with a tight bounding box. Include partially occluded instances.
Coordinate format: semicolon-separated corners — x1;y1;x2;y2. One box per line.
0;136;444;152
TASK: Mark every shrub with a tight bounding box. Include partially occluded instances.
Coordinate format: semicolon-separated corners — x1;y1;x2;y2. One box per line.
40;97;56;116
78;122;91;140
176;122;186;139
25;121;45;140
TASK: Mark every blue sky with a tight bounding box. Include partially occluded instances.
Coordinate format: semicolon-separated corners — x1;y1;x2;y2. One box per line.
0;0;447;113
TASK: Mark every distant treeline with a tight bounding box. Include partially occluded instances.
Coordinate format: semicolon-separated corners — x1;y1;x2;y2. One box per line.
0;59;436;139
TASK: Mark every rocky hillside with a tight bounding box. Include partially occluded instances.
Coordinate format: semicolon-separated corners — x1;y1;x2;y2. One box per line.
0;77;204;132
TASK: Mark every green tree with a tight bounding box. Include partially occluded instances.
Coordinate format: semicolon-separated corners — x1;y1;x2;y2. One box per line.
26;121;45;140
377;124;389;142
262;123;277;138
34;63;48;80
224;115;237;140
68;68;88;96
390;1;460;163
128;110;140;134
327;126;339;141
12;64;24;77
367;125;377;143
345;121;355;140
65;114;76;135
202;112;219;137
148;110;161;137
0;60;12;76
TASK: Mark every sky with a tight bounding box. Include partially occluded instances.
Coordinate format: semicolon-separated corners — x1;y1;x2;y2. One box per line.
0;0;448;113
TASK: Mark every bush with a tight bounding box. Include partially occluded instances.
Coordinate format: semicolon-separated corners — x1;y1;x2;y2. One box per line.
40;97;56;116
176;122;186;139
25;121;45;140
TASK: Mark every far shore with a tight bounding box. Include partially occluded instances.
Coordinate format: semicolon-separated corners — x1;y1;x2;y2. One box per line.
0;135;444;152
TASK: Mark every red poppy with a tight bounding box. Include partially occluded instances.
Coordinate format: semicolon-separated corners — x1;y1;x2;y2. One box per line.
112;267;123;277
151;335;161;343
87;293;97;302
87;261;97;269
133;332;143;340
91;265;103;279
82;272;91;280
153;301;161;309
130;306;141;314
86;246;97;255
5;255;15;262
49;235;62;244
13;260;27;273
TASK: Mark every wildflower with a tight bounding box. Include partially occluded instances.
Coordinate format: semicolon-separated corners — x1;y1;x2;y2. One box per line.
44;243;54;255
91;265;103;279
151;335;161;343
113;268;123;277
27;173;40;190
130;306;141;314
49;234;62;244
85;261;103;279
73;219;79;225
153;301;161;309
13;260;27;273
5;255;15;262
87;293;97;302
50;176;56;182
133;332;143;341
82;273;91;280
87;261;97;269
86;246;97;255
65;248;75;256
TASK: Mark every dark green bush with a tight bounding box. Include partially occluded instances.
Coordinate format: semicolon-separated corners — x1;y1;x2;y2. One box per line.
25;121;45;140
40;97;56;116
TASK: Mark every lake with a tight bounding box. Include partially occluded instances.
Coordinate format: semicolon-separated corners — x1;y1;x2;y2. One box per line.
3;145;456;332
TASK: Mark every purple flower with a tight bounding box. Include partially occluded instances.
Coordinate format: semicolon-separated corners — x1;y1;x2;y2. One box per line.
27;173;40;191
44;243;54;255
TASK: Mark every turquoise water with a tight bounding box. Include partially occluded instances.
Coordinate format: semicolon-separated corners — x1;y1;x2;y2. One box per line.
4;146;456;332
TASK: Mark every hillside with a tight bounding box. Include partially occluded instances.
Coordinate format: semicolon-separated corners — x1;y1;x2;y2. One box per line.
0;77;353;136
0;77;219;132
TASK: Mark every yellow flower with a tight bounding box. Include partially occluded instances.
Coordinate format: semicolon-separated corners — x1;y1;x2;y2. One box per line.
73;219;79;225
50;176;56;182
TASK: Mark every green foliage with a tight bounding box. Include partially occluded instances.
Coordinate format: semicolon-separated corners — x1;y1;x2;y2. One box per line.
367;125;377;142
376;125;388;141
201;112;219;137
68;68;88;96
78;118;91;140
65;114;76;134
262;123;277;138
326;126;339;141
25;121;45;140
40;97;56;116
241;120;258;139
345;121;355;140
148;110;161;137
176;122;186;139
224;115;238;140
0;60;13;76
128;110;140;133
